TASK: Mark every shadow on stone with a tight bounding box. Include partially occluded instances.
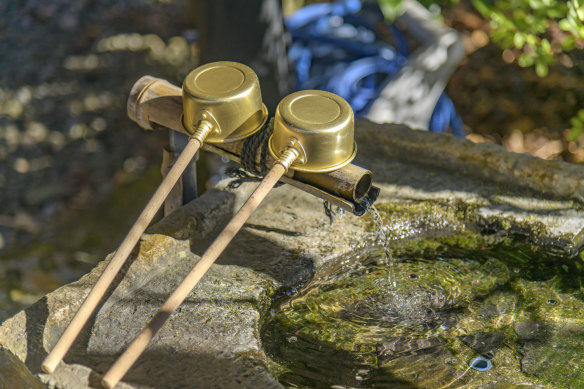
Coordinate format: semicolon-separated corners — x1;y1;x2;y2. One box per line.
66;247;145;362
82;348;279;389
21;246;144;374
24;296;49;373
188;225;314;289
244;223;303;237
0;346;44;389
57;220;312;387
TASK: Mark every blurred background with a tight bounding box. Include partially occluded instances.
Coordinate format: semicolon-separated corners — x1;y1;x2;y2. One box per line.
0;0;582;320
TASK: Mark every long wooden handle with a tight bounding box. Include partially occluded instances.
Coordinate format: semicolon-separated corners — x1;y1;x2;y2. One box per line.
101;151;297;389
41;137;203;374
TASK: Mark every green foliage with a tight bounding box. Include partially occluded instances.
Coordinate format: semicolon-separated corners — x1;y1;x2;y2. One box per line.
379;0;460;20
378;0;405;20
378;0;584;137
471;0;584;77
379;0;584;77
568;109;584;142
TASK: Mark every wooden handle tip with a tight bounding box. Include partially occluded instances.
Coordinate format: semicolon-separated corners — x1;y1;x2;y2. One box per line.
41;359;57;374
102;377;117;389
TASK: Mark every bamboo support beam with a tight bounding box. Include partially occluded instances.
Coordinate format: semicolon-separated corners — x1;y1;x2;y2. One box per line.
127;76;378;215
161;148;183;216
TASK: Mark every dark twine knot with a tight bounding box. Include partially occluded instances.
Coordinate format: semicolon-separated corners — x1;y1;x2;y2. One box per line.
226;117;339;225
226;118;283;189
241;117;275;176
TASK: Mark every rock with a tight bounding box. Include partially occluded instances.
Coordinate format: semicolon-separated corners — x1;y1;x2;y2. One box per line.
356;120;584;202
0;189;287;388
377;336;445;362
2;121;584;387
511;280;584;387
461;331;504;355
0;346;44;389
354;120;584;252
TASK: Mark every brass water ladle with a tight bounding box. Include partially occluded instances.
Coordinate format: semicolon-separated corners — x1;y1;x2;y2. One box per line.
101;89;357;388
41;61;268;374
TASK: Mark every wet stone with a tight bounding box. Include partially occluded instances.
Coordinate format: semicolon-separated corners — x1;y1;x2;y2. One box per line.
514;321;551;340
518;322;584;386
461;331;504;355
377;336;445;362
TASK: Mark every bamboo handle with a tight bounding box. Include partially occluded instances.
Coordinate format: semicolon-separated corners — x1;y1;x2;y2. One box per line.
101;149;299;389
41;136;203;374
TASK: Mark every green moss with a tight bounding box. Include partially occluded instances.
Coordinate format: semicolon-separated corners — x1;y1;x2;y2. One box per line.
367;200;477;236
367;199;579;254
506;279;584;388
387;232;504;257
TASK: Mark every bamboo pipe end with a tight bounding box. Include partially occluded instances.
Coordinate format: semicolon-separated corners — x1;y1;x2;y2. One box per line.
127;75;158;130
127;76;183;131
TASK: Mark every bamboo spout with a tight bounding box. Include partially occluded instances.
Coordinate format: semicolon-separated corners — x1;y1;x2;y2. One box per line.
127;76;379;215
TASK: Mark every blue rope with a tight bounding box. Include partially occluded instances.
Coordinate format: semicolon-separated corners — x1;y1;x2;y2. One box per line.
286;0;464;136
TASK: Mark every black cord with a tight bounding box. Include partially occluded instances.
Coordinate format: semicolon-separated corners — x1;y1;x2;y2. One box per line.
240;117;274;176
227;117;283;189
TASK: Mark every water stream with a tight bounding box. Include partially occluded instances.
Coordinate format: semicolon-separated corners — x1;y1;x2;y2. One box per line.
368;204;397;291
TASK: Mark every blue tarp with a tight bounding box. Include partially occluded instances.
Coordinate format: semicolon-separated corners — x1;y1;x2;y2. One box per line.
286;0;465;136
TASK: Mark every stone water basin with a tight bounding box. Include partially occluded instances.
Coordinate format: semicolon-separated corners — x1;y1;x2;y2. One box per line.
263;236;584;388
1;121;584;388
